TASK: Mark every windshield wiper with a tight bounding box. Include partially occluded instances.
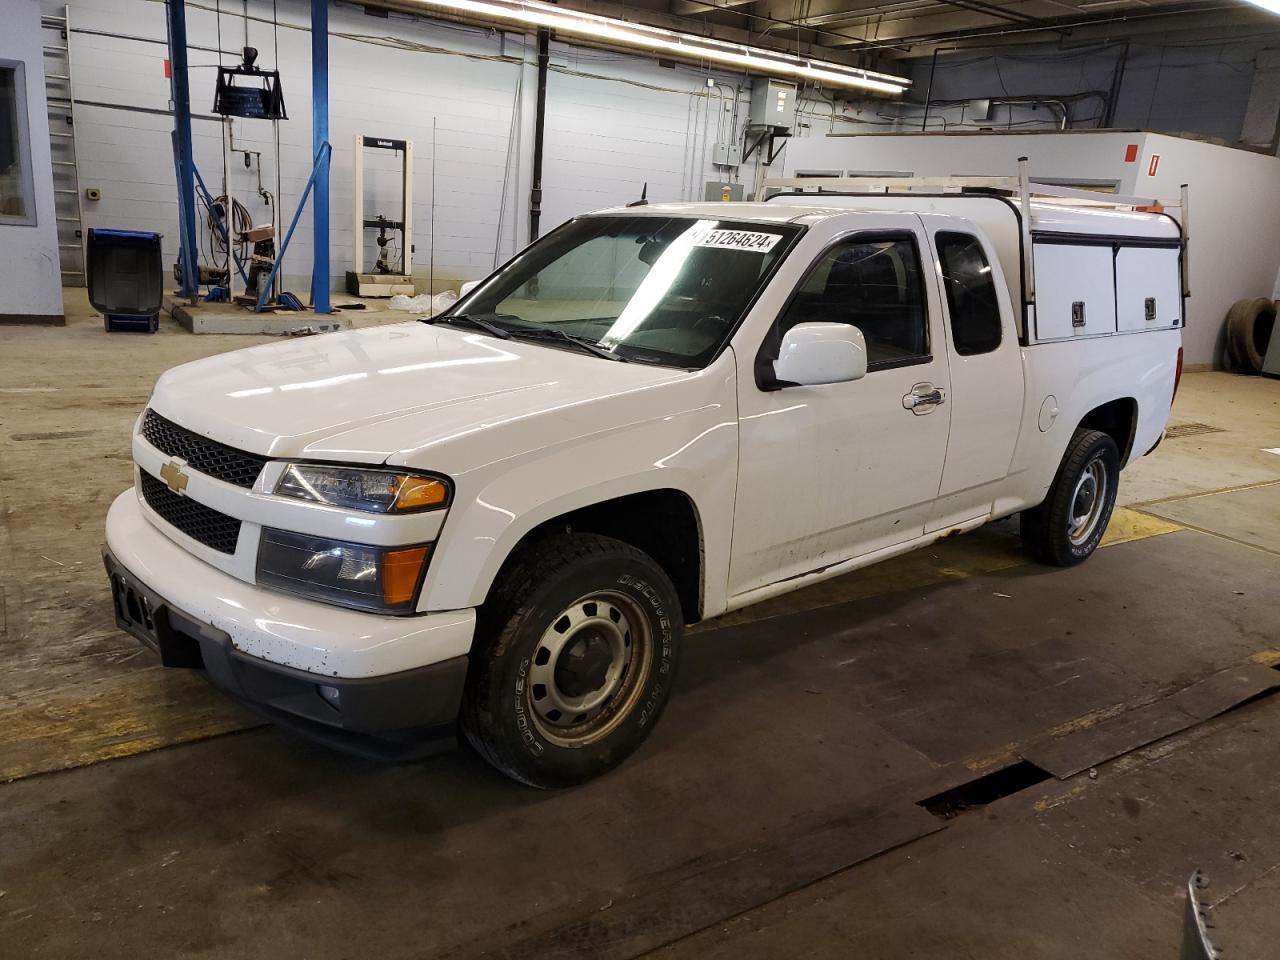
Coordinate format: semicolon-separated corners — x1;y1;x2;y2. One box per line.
505;326;627;362
422;313;514;339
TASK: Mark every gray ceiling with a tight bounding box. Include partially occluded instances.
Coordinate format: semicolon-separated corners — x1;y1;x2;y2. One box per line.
563;0;1276;63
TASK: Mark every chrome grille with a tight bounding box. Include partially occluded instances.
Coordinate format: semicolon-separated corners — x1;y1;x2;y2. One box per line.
140;471;242;554
140;409;267;489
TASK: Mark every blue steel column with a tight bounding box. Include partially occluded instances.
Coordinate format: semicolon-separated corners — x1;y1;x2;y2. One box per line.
166;0;199;298
310;0;330;312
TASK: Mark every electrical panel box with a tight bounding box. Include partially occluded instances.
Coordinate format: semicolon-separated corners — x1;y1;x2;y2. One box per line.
749;78;797;132
704;181;745;202
713;142;743;167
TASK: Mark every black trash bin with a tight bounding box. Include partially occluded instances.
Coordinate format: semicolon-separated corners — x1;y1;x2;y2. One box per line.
87;229;164;333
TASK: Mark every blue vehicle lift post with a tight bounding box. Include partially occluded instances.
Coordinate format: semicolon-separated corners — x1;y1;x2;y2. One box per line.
311;0;331;313
165;0;199;300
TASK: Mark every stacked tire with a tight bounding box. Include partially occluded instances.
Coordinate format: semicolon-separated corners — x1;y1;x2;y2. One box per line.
1225;297;1277;374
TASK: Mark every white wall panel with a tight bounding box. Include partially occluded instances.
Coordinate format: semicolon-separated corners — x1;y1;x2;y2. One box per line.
51;0;746;295
1;0;63;318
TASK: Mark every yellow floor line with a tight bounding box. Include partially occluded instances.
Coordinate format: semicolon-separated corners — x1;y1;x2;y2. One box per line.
1249;649;1280;668
1;507;1185;784
0;670;257;784
699;506;1181;635
1099;506;1183;547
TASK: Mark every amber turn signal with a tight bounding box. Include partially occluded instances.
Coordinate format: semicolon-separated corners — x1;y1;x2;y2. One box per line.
393;476;449;512
382;545;431;607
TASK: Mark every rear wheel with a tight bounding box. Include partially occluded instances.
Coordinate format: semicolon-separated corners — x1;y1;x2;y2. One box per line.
1020;428;1120;567
461;533;681;788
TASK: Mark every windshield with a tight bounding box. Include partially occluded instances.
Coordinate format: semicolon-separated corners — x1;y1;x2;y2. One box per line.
439;216;801;368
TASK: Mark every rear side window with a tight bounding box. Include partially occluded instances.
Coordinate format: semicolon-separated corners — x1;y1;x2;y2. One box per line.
936;232;1003;358
778;234;929;369
936;232;1002;356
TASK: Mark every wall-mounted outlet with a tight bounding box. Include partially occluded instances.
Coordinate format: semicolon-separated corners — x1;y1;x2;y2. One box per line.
85;187;101;202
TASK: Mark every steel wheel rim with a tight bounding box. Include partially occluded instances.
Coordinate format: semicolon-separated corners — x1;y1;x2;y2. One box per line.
1068;459;1108;546
527;591;653;747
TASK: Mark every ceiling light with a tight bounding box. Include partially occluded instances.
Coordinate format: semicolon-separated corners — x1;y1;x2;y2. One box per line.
400;0;909;94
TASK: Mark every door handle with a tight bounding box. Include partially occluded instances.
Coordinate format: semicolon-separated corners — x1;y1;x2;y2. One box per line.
903;384;946;414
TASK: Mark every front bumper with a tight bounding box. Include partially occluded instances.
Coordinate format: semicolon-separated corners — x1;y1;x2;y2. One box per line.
104;490;476;754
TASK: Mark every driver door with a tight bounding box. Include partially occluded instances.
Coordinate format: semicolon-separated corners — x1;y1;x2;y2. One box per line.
728;221;952;597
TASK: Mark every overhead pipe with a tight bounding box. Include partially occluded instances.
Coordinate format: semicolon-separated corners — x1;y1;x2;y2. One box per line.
1102;43;1129;127
529;26;549;243
920;48;938;132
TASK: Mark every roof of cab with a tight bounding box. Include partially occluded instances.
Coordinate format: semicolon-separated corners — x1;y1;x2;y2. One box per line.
588;197;1179;242
587;201;825;224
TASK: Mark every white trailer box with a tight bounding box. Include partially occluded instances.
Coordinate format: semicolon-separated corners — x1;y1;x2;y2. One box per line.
778;131;1280;367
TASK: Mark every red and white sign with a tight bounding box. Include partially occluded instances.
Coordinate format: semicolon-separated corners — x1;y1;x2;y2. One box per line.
1147;154;1161;177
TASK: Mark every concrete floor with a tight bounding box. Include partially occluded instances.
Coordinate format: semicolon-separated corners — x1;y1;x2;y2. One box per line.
2;292;1279;959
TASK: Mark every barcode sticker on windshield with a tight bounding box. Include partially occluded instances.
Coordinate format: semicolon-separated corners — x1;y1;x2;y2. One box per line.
694;230;782;253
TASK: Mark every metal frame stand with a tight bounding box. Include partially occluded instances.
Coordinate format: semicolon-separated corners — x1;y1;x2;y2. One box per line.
165;0;330;310
347;134;416;297
165;0;199;300
311;0;330;313
254;142;332;312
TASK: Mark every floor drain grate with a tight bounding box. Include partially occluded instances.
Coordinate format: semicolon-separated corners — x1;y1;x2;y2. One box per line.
917;761;1052;820
1164;422;1225;439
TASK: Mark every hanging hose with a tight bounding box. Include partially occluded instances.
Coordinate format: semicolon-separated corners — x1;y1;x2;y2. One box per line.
208;195;253;266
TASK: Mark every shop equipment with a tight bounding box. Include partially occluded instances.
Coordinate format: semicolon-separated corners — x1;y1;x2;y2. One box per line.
347;135;415;297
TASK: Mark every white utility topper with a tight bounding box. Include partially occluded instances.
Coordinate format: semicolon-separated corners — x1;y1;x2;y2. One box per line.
105;165;1185;786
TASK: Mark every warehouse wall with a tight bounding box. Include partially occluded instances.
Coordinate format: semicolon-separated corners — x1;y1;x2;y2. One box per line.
46;0;1280;303
0;0;62;322
776;40;1278;149
53;0;752;294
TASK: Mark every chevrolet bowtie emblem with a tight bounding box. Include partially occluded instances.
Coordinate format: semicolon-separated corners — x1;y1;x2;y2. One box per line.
159;460;189;495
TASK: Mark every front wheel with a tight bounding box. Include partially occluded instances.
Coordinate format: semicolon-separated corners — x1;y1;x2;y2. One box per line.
1020;428;1120;566
460;533;682;788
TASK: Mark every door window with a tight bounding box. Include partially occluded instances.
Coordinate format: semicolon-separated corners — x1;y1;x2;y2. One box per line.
936;232;1001;355
0;63;36;226
776;234;929;369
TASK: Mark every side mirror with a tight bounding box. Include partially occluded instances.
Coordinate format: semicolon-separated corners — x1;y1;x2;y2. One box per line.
773;322;868;387
459;279;482;298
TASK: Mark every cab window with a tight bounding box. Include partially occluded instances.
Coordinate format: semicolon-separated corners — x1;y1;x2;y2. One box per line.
776;234;929;369
936;232;1002;356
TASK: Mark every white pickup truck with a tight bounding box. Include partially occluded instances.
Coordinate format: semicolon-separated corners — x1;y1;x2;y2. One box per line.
105;184;1184;787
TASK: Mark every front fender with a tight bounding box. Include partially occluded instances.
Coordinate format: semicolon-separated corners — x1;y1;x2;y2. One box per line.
419;401;738;619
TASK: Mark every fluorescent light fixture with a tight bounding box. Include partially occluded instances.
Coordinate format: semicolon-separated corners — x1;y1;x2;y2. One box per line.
400;0;910;94
1239;0;1280;12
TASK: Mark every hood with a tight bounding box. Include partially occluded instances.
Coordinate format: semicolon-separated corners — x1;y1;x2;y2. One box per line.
149;321;696;470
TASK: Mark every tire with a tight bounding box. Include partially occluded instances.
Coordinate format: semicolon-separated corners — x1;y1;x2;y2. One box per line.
460;533;682;788
1020;428;1120;567
1226;297;1276;374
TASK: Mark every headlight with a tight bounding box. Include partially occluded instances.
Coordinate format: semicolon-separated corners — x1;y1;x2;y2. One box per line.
275;464;450;514
257;528;431;613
